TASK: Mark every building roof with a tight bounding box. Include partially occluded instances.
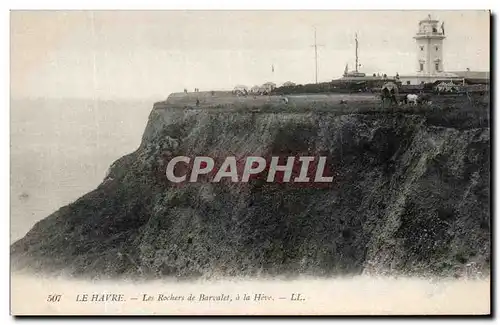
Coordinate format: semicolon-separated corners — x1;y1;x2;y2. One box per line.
448;71;490;80
335;76;396;82
419;14;439;24
398;72;463;79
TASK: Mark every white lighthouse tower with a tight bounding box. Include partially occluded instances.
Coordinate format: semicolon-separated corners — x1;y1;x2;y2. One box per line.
400;14;463;85
414;14;445;76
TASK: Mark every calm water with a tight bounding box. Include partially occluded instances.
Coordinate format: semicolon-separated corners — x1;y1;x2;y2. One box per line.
10;98;154;243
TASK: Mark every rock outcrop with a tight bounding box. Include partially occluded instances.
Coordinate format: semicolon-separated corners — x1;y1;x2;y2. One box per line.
11;95;490;279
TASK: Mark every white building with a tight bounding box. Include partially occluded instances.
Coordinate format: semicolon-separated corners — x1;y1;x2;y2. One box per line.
282;81;296;87
262;82;277;92
399;14;464;85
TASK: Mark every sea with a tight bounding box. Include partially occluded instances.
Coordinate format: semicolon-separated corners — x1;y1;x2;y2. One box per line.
10;97;154;243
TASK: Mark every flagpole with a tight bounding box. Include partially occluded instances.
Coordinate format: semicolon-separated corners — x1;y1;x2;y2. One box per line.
314;28;318;83
310;27;324;84
271;64;275;85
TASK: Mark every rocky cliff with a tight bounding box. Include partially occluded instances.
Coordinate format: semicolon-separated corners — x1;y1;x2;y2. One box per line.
11;95;491;279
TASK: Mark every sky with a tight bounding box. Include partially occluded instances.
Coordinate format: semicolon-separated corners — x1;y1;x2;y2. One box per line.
11;10;490;100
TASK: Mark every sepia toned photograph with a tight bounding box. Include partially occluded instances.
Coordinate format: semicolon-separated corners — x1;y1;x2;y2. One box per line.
10;9;491;316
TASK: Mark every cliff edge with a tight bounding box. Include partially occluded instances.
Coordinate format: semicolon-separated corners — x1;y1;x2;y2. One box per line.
11;94;491;279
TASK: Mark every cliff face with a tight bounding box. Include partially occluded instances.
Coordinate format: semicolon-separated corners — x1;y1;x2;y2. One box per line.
11;98;491;279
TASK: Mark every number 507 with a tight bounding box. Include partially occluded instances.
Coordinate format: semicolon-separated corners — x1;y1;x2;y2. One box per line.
47;294;62;302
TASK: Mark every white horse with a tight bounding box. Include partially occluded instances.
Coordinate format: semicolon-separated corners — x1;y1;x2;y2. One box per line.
407;94;419;106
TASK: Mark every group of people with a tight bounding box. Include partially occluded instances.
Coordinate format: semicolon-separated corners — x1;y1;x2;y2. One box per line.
184;88;201;93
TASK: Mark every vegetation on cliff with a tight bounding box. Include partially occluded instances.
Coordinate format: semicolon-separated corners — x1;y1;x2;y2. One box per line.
11;95;490;279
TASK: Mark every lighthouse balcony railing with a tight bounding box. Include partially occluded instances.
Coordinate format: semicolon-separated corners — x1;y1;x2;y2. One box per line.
415;31;444;37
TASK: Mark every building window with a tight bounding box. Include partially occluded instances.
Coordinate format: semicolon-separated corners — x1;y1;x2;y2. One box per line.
420;46;424;51
419;63;424;71
407;81;411;85
435;46;439;51
435;62;440;71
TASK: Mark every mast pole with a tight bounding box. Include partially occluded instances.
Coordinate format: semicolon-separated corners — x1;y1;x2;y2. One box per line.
355;33;359;73
314;27;318;83
310;27;323;83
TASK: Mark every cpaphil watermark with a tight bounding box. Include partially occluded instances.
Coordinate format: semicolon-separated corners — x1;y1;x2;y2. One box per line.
165;155;334;185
